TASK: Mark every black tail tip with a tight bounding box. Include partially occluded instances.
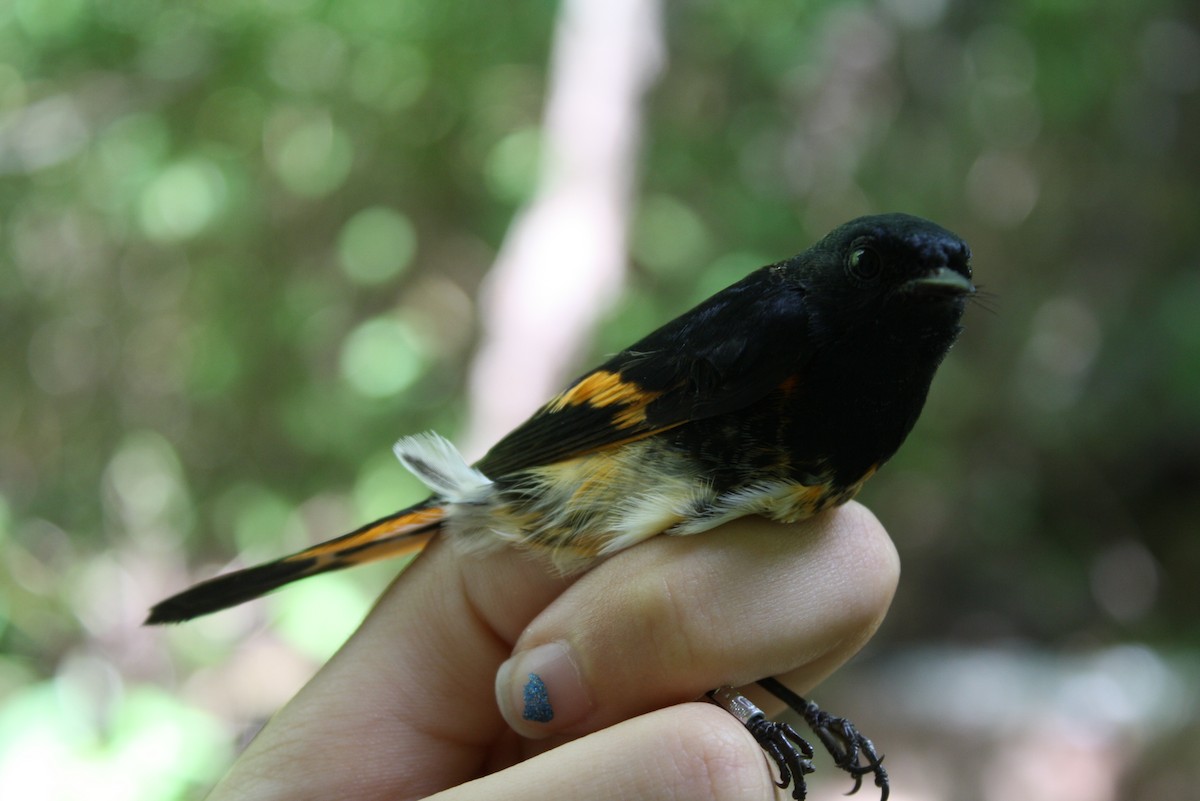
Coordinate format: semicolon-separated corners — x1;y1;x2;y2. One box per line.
143;558;319;626
144;603;191;626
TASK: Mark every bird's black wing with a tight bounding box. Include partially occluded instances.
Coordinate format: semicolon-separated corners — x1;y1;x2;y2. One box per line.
476;266;812;478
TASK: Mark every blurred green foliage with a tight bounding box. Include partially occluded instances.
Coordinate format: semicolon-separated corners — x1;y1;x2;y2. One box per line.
1;0;1198;796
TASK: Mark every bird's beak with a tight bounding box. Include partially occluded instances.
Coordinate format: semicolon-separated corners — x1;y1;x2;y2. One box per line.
908;266;975;296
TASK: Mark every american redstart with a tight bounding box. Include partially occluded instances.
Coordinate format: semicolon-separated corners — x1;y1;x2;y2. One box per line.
148;212;974;801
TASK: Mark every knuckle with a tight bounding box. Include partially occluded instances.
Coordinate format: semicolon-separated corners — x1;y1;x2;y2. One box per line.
631;562;722;673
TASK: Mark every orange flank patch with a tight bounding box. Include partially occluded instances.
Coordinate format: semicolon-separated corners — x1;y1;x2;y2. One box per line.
770;483;835;521
838;463;879;502
778;374;800;395
288;505;444;560
788;483;830;508
775;463;881;521
856;463;879;486
536;533;610;565
561;451;624;507
548;370;663;423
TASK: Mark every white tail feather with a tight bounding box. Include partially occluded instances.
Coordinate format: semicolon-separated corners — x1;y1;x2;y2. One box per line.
393;433;493;504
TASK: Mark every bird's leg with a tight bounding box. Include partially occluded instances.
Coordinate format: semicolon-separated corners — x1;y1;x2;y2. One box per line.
756;677;889;801
706;686;815;800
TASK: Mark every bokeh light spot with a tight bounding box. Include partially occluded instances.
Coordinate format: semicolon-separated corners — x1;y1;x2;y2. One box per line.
267;22;347;94
349;44;429;110
13;0;87;40
337;206;417;285
484;128;542;203
186;321;243;396
266;111;354;197
966;24;1038;94
338;316;428;398
103;431;192;546
965;151;1039;227
138;158;228;241
274;576;369;661
215;484;294;554
1090;540;1160;623
137;13;212;83
1017;296;1101;412
5;96;88;171
880;0;948;29
354;452;427;522
27;314;114;396
97;113;170;183
1139;17;1200;93
631;194;711;276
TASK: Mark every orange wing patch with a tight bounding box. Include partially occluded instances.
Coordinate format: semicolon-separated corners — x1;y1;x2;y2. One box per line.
547;369;664;430
613;403;652;429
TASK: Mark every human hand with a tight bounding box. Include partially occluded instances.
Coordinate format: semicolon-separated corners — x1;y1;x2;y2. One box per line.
205;502;898;801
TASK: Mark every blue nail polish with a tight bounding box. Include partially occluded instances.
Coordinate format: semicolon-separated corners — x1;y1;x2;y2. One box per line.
522;673;554;722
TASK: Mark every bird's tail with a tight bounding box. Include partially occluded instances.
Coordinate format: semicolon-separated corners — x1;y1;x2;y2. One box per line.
145;500;444;624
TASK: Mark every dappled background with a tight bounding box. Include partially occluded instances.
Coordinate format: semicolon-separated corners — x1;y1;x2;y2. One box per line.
2;0;1198;799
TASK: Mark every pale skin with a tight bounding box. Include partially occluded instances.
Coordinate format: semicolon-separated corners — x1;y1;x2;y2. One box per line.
206;502;899;801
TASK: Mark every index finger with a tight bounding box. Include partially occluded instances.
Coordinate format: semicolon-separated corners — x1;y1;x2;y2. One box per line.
207;534;574;801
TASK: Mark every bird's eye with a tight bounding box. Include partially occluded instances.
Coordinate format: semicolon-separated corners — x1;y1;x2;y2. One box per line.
847;246;882;280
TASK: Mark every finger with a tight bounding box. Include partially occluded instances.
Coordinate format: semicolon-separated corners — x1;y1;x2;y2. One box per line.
208;534;577;801
494;502;898;738
431;703;780;801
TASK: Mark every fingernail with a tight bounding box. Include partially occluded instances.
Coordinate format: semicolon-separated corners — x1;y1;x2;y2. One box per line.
495;641;592;737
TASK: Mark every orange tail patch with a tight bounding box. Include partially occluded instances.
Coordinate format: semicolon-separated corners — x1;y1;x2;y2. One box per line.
145;503;444;624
